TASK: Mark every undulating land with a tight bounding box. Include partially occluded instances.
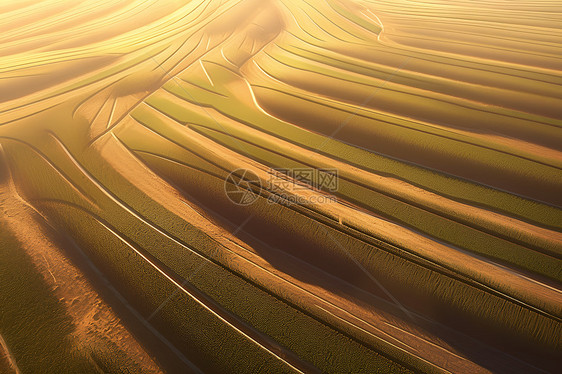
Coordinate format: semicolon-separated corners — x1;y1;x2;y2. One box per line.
0;0;561;373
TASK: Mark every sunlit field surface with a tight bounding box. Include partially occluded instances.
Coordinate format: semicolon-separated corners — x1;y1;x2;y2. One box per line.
0;0;561;373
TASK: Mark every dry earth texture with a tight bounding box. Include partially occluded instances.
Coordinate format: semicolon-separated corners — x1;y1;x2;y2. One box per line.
0;0;561;373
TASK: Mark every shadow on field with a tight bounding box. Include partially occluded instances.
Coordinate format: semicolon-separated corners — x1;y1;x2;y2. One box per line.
154;163;560;374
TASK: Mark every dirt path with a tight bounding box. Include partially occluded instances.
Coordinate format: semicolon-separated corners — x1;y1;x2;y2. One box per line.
0;144;163;374
0;333;20;374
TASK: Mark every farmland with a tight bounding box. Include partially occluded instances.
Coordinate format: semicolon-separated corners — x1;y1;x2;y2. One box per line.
0;0;561;373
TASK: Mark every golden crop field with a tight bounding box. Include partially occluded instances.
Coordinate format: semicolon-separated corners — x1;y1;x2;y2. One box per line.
0;0;560;373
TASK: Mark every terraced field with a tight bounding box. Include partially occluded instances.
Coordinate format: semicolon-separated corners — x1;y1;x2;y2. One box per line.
0;0;560;373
